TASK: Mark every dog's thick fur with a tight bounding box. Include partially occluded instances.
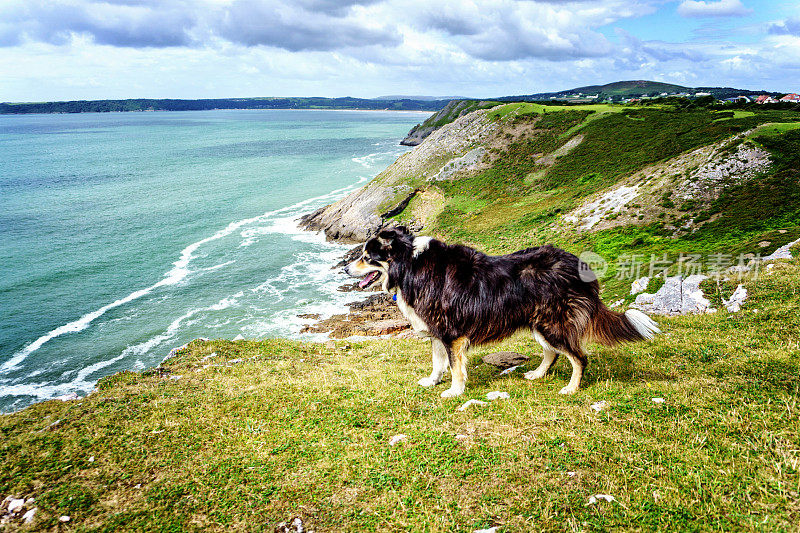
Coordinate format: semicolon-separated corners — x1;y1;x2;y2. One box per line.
346;226;659;396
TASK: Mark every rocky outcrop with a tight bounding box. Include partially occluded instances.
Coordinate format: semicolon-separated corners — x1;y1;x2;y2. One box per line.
673;142;771;203
631;275;716;316
563;134;772;234
400;100;497;146
401;124;437;147
429;147;486;181
299;294;410;338
298;182;415;243
300;107;498;243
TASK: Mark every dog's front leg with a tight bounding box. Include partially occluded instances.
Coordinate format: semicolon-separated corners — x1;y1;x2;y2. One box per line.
441;337;470;398
418;339;448;387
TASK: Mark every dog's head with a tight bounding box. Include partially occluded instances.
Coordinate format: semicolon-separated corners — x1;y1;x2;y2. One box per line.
344;226;414;291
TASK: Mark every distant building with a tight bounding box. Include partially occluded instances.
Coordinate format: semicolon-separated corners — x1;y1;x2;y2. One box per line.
780;93;800;103
724;96;751;103
755;95;779;104
694;92;712;97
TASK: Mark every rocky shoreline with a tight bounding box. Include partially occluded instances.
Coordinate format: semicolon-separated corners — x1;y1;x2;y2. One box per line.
297;244;413;339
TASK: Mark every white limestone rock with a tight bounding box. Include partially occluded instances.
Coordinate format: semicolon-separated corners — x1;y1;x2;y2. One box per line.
631;275;716;316
723;284;747;313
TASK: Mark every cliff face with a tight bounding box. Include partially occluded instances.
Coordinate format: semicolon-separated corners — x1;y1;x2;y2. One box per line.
299;106;498;243
399;99;500;146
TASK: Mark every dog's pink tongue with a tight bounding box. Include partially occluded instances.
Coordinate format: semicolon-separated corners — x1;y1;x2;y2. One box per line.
359;272;377;288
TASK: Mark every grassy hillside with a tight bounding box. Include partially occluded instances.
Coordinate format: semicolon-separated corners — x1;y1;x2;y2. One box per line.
1;255;798;531
401;100;502;145
499;80;781;101
2;102;800;531
571;80;689;97
394;103;800;300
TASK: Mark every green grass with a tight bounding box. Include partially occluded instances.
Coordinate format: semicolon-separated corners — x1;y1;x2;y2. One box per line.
422;107;800;260
750;122;800;138
3;257;799;531
487;103;627;122
487;102;548;119
4;104;800;532
713;110;756;122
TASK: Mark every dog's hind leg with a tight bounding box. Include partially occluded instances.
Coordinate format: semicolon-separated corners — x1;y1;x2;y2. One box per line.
441;337;470;398
525;330;559;380
418;339;448;388
558;344;588;395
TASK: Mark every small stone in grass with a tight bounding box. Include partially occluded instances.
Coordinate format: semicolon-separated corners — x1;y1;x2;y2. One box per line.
455;434;469;440
59;515;71;523
474;527;498;533
22;508;36;523
652;397;665;403
499;365;518;375
482;351;529;368
486;391;510;400
590;400;608;412
7;498;24;513
55;392;79;401
388;434;408;446
457;399;487;411
586;494;616;506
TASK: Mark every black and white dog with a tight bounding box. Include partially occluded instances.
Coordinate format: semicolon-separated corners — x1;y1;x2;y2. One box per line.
346;226;659;397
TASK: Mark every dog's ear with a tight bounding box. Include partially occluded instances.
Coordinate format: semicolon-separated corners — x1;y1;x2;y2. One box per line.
377;228;398;247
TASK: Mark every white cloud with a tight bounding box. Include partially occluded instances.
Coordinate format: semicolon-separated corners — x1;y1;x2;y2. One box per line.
677;0;751;18
0;0;795;102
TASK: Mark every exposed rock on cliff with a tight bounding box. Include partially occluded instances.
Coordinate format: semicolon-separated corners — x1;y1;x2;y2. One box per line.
300;293;410;338
563;134;772;234
400;100;500;146
299;107;498;243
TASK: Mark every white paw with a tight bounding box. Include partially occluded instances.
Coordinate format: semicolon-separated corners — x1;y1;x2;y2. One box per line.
418;376;438;387
524;369;546;380
440;387;465;398
559;385;578;395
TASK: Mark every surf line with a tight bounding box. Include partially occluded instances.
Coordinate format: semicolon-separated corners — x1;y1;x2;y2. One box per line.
0;176;376;374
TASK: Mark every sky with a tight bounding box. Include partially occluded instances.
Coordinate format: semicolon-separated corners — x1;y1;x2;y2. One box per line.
0;0;799;102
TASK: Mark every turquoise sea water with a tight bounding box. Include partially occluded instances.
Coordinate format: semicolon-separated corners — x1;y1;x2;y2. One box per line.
0;109;421;412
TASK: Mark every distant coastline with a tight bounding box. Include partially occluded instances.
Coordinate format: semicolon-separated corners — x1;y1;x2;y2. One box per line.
0;96;449;115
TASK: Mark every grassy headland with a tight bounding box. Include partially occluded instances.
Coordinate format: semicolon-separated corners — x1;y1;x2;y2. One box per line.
2;102;800;531
1;255;798;531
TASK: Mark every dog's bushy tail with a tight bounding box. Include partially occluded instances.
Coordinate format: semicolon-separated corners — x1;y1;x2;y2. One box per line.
587;305;660;346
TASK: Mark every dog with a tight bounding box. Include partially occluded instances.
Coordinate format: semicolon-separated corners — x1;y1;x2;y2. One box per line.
345;226;659;397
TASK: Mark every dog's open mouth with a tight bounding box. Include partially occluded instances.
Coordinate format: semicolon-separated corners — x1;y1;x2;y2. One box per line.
359;271;380;288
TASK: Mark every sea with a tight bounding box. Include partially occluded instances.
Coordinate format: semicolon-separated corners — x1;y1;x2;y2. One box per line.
0;109;423;413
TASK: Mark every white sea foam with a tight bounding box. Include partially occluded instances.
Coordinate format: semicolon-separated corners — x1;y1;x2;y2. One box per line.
2;142;410;409
121;292;244;358
1;177;363;374
202;261;235;272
